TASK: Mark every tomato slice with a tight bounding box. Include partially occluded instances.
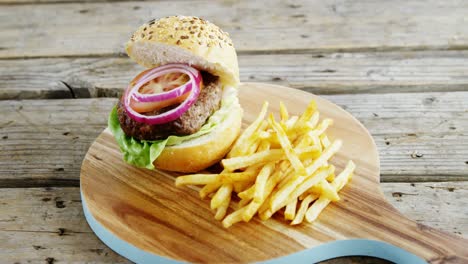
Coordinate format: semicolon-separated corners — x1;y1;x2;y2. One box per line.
130;72;194;113
130;93;190;113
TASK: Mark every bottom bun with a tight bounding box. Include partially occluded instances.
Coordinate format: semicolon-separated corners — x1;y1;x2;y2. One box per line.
154;102;243;173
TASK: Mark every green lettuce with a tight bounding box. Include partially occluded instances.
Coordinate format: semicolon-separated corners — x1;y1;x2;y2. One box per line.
108;87;238;169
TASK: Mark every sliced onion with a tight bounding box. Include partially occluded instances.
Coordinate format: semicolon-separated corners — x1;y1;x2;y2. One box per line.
123;64;202;125
132;68;198;102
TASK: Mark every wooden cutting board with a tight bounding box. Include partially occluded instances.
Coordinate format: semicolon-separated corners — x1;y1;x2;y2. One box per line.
80;83;468;264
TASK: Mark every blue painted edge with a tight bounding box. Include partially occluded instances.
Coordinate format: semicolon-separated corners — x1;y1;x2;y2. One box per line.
81;190;427;264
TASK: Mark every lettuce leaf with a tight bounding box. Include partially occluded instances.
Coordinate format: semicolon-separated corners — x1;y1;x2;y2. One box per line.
108;87;238;169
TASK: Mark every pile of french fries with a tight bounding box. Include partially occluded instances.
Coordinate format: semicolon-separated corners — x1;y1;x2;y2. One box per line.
176;101;355;228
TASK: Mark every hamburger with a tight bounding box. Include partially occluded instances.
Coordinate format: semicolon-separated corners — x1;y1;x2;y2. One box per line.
108;16;243;173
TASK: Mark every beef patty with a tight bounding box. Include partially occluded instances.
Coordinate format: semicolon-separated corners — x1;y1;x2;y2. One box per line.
117;72;222;141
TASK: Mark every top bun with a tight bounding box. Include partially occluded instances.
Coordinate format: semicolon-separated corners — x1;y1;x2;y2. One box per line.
125;16;239;87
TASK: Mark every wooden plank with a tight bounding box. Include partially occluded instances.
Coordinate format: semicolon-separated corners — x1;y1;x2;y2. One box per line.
0;183;466;261
2;50;468;99
1;0;468;58
0;90;467;186
0;187;128;263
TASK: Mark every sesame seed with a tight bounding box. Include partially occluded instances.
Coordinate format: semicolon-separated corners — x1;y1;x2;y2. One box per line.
177;40;181;45
141;33;145;38
190;31;195;34
198;32;202;37
181;35;189;39
143;27;147;31
148;36;153;40
209;35;215;39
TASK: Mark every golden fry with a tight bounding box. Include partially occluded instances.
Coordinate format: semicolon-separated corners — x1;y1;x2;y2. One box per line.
175;174;221;186
199;182;222;198
222;206;248;228
295;100;317;130
215;194;231;220
210;183;233;210
291;194;318;225
284;198;298;220
269;114;305;174
305;161;355;222
279;101;289;123
228;101;268;158
222;149;284;171
253;162;275;203
242;201;262;222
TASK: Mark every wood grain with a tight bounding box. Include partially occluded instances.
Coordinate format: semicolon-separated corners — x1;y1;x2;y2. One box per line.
5;185;463;263
1;0;468;58
81;83;468;263
1;89;467;186
2;50;468;99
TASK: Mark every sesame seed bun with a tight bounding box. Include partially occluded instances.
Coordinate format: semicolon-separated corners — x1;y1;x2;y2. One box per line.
125;16;240;87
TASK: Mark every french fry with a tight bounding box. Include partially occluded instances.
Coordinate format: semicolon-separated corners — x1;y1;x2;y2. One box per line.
284;116;299;131
305;161;355;222
210;183;233;210
242;201;262;222
199;182;222;198
215;194;231;220
228;102;268;158
259;208;274;221
308;119;333;138
222;206;248;228
317;179;340;202
305;140;342;176
175;174;221;186
293;112;319;133
284;198;298;220
291;194;318;225
279;101;289;123
320;134;331;148
222;149;284;171
294;100;317;130
238;198;251;208
233;180;253;193
269;114;305;174
271;166;332;213
257;140;271;152
253;162;275;202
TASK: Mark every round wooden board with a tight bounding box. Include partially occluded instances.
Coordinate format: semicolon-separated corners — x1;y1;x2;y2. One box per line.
81;83;468;263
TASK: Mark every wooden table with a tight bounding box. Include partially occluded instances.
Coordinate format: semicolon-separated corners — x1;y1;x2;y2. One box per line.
1;1;467;263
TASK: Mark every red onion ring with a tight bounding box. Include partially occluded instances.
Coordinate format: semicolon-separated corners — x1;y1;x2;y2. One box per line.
123;64;202;125
132;67;200;102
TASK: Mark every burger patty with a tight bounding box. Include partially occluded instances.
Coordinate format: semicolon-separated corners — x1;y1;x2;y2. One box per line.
117;72;222;141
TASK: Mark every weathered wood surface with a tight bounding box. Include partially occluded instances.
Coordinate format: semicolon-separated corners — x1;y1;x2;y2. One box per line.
1;90;467;186
0;182;466;262
2;50;468;100
1;0;468;58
